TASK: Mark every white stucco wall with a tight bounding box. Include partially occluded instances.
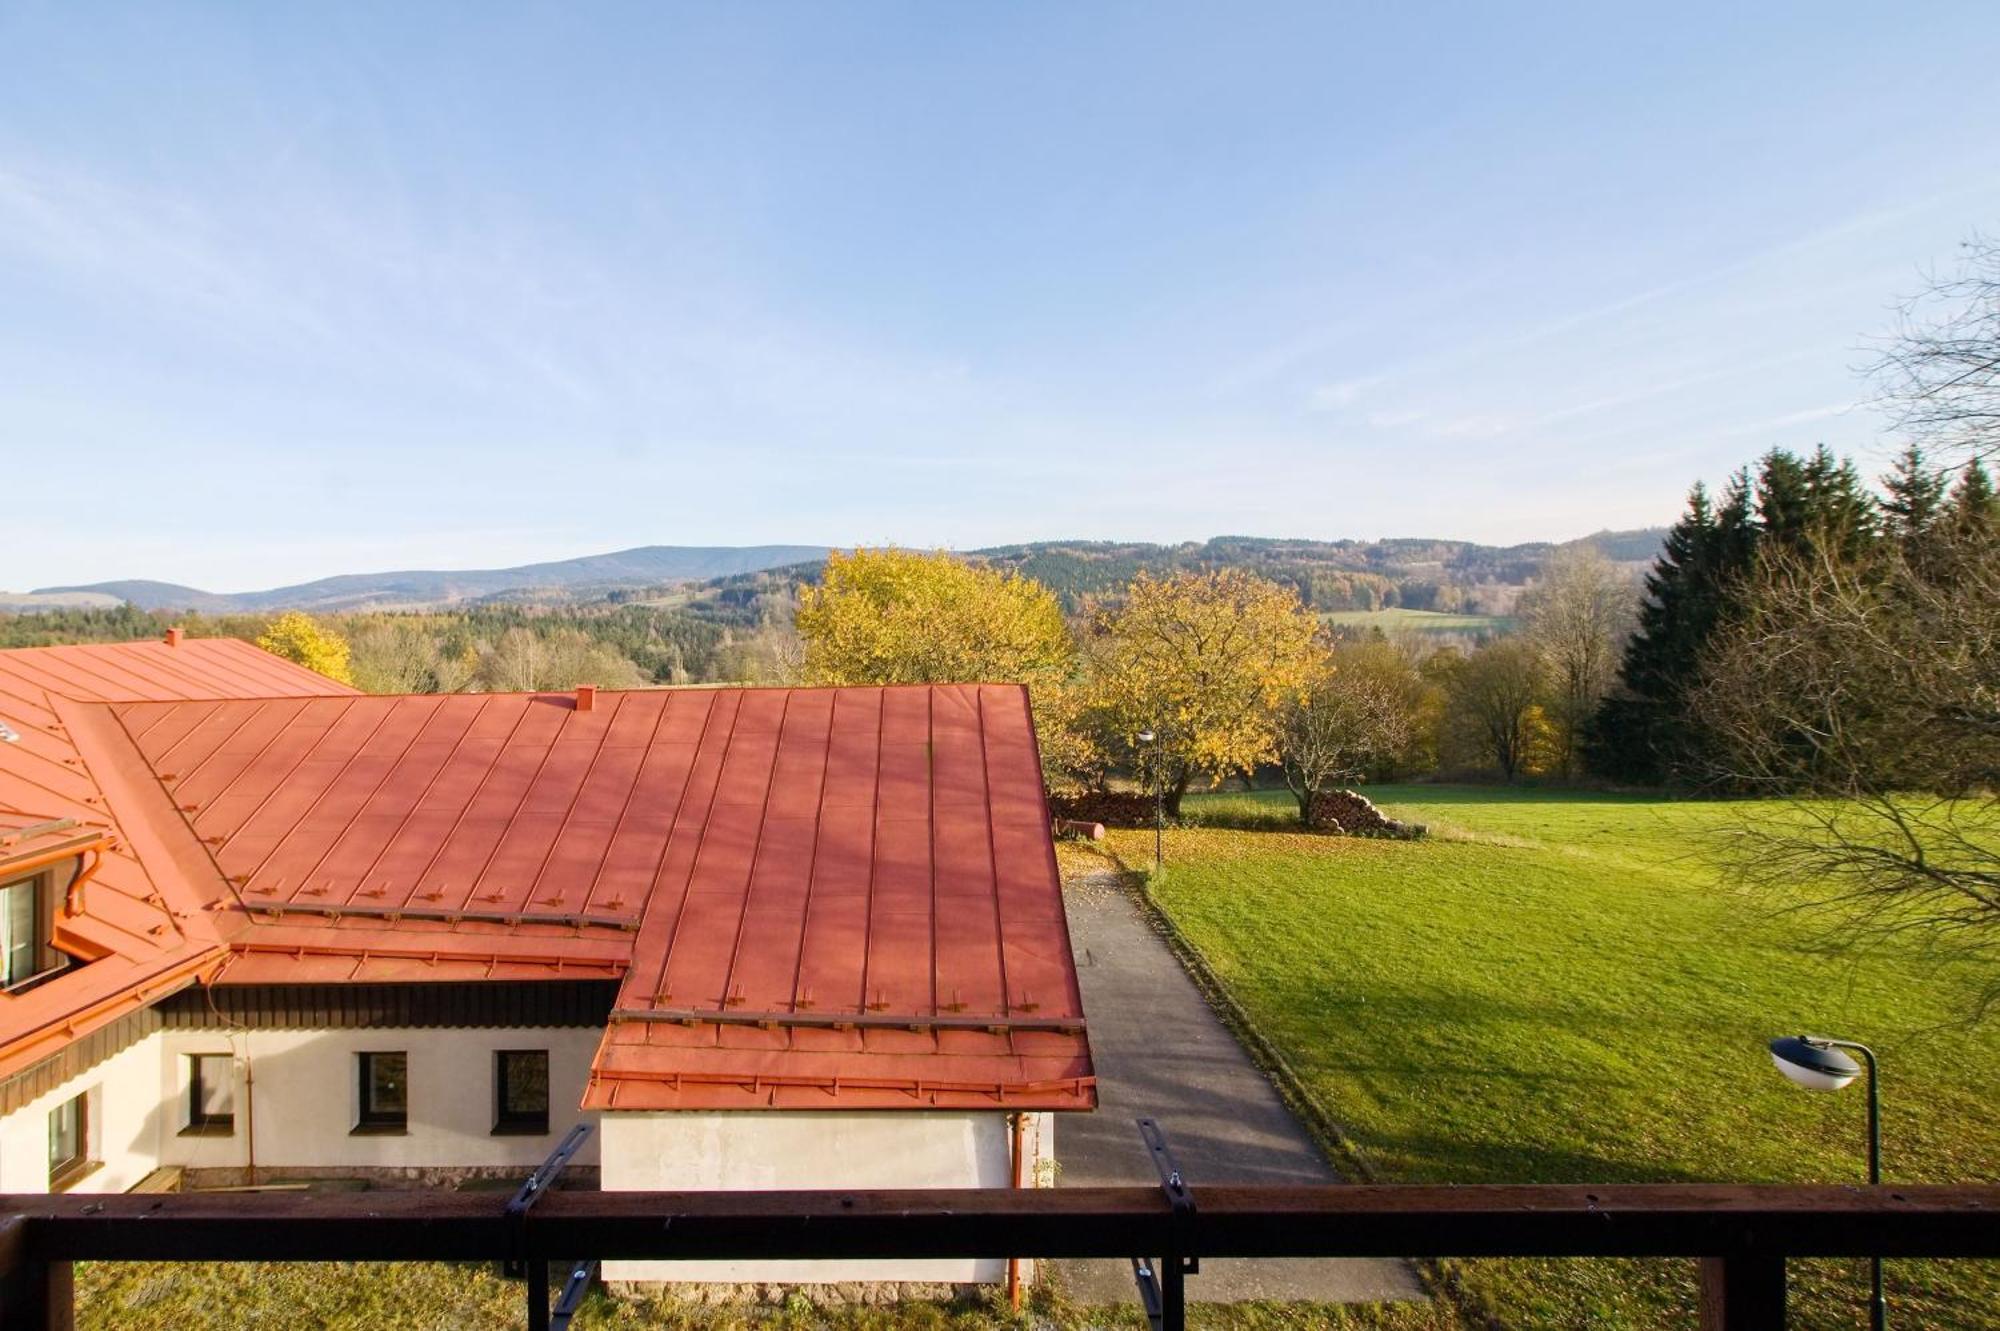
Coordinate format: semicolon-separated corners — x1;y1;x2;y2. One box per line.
0;1025;603;1190
601;1109;1054;1286
154;1027;602;1173
0;1036;166;1194
2;1025;1068;1291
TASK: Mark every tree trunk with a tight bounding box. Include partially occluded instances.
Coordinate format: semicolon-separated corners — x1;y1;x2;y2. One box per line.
1163;770;1192;819
1283;765;1315;827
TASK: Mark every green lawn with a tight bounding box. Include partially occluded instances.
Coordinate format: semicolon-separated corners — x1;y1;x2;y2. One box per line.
1321;609;1512;635
74;786;1997;1328
75;1260;1462;1330
1106;785;2000;1328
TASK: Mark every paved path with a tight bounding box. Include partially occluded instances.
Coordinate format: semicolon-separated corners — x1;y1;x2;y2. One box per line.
1054;871;1423;1307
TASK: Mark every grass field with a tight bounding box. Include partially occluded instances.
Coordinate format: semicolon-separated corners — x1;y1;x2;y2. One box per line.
75;1259;1463;1330
1320;609;1511;635
1090;785;2000;1328
74;786;1997;1328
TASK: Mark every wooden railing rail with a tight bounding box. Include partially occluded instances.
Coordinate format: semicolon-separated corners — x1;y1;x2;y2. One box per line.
2;1183;1996;1329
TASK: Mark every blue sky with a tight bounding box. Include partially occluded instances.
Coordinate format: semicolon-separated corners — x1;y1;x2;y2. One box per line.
5;3;2000;591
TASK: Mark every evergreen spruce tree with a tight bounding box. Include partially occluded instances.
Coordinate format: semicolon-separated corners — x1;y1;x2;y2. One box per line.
1712;468;1759;577
1880;444;1948;554
1590;448;1881;784
1949;457;1998;536
1798;444;1880;563
1754;449;1812;549
1589;481;1743;781
1618;483;1713;703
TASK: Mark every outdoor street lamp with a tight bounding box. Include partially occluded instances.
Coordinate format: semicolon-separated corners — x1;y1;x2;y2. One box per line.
1135;729;1163;874
1768;1034;1885;1331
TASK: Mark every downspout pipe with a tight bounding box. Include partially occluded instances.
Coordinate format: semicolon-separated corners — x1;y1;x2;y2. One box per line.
1007;1112;1026;1311
243;1039;257;1188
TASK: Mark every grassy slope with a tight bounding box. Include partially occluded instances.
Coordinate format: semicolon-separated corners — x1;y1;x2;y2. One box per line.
1122;786;2000;1328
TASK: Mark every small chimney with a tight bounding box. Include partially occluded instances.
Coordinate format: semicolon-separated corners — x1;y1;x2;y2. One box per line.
163;627;184;648
574;684;596;712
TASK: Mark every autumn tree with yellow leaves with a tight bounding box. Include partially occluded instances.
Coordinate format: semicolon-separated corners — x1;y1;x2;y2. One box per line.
797;548;1073;685
1086;570;1319;816
795;548;1093;779
255;611;355;686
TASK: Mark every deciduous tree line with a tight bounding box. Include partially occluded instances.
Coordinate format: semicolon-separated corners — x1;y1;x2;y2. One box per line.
793;546;1642;825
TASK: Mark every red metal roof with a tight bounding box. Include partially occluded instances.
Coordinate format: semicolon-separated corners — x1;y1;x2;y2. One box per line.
0;637;357;1076
3;653;1093;1110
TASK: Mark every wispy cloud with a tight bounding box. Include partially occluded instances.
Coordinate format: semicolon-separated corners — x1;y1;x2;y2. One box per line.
1306;375;1381;410
1717;401;1861;438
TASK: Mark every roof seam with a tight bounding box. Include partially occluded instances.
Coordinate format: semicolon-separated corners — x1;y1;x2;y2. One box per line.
342;695;489;896
516;691;628;909
713;689;793;1013
392;695;546;907
857;688;884;1013
574;691;677;910
157;697;285;797
648;691;743;1007
784;693;838;1013
926;686;939;1018
327;697;470;909
439;698;581;908
976;685;1014;1025
207;695;362;867
241;695;405;892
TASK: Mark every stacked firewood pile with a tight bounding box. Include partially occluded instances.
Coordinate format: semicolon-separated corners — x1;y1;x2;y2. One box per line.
1047;791;1155;828
1307;789;1425;839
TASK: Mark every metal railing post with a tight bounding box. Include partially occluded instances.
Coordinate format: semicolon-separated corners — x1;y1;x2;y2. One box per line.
1129;1118;1196;1331
506;1124;594;1331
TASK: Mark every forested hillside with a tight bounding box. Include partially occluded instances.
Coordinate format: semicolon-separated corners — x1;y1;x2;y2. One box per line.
1;529;1662;691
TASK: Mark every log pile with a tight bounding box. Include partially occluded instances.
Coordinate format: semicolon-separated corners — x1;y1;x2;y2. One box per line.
1046;791;1155;829
1307;789;1425;839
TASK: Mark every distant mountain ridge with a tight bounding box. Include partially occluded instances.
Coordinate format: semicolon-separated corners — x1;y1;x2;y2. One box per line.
16;530;1665;617
30;545;832;613
960;529;1664;614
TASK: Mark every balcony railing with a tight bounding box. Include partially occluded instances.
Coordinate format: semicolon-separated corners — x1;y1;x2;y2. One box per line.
4;1181;1998;1330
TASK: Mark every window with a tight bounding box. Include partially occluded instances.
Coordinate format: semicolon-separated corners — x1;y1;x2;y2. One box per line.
493;1050;550;1135
1;871;62;991
186;1054;234;1134
355;1052;408;1133
47;1092;90;1188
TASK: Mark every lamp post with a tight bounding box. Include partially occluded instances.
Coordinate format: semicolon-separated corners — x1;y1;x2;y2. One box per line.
1136;729;1163;875
1768;1034;1884;1331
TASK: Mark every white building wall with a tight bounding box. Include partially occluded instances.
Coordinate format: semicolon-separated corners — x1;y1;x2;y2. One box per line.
0;1036;166;1194
1;1024;1068;1291
154;1027;602;1174
0;1025;604;1190
601;1109;1054;1286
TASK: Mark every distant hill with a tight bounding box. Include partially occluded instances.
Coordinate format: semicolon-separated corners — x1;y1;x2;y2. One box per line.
668;530;1669;620
20;531;1664;619
1569;528;1672;563
32;545;832;614
0;589;131;613
960;531;1665;614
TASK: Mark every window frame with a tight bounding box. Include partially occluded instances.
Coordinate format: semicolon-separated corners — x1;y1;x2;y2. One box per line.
184;1053;236;1135
353;1050;409;1135
492;1048;551;1136
1;869;65;993
47;1091;93;1190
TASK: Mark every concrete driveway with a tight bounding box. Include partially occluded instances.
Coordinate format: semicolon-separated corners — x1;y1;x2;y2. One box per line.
1053;870;1423;1307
